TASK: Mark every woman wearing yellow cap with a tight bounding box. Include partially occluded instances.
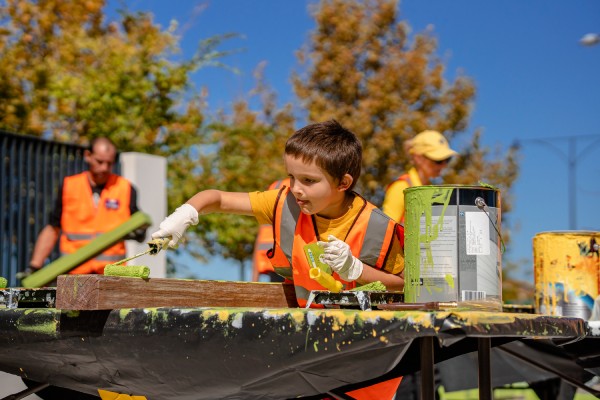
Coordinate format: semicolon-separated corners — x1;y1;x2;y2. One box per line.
382;130;457;223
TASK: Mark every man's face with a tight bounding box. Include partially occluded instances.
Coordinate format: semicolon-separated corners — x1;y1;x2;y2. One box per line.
414;154;449;182
84;144;116;186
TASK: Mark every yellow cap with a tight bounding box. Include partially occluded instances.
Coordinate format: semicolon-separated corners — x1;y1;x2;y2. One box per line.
410;130;457;161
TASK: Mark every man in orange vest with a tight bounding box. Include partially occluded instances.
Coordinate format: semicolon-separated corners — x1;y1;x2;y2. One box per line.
382;130;457;223
251;178;290;282
28;137;146;275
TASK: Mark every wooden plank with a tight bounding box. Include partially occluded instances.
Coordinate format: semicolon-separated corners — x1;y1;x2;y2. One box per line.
56;275;298;310
22;212;152;288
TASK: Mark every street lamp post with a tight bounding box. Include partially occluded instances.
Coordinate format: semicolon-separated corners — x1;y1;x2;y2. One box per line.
517;134;600;230
580;33;600;46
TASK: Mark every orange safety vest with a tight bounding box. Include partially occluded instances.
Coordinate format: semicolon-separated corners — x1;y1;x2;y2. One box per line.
252;179;290;278
268;187;399;308
385;173;413;224
60;172;132;274
268;187;403;399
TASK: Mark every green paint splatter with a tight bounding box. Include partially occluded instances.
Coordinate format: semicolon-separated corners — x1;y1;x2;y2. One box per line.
444;274;455;289
119;308;131;321
15;312;58;337
404;186;454;302
17;320;58;335
350;281;386;292
478;181;497;190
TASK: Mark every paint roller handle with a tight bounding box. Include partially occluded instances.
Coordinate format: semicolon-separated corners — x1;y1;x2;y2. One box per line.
309;268;343;293
147;237;171;255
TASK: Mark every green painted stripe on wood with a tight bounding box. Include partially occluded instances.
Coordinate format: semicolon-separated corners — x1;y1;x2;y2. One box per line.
21;212;152;288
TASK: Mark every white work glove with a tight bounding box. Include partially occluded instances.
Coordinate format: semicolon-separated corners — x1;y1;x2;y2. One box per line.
317;235;364;282
151;204;199;248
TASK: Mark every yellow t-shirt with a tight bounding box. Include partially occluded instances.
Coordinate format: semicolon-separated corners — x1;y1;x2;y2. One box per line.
249;190;404;275
381;167;423;223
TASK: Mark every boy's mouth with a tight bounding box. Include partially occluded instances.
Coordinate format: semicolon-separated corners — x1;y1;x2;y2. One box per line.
296;199;309;207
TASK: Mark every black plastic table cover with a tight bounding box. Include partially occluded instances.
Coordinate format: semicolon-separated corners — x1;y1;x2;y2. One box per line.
0;307;588;399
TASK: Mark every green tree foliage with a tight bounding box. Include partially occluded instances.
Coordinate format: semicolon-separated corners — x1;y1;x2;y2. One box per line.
292;0;519;224
0;0;245;277
0;0;234;208
184;66;295;276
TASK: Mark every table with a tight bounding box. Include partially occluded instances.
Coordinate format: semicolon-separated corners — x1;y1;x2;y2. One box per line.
0;307;589;399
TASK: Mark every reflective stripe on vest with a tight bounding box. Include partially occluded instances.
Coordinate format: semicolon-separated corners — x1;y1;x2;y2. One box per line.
64;232;96;240
359;208;396;267
252;179;291;276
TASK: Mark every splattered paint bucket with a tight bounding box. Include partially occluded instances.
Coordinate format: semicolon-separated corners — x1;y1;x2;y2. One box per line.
533;231;600;319
404;185;503;311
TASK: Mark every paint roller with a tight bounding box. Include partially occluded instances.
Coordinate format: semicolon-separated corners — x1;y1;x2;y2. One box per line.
104;265;150;279
306;247;343;293
309;268;343;293
103;238;170;278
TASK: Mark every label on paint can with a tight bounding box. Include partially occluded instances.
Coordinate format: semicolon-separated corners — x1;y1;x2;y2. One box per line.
465;212;490;255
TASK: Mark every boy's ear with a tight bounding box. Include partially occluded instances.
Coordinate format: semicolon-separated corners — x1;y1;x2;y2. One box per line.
338;174;353;192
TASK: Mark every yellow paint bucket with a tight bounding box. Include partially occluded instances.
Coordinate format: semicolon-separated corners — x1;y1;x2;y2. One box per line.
533;231;600;319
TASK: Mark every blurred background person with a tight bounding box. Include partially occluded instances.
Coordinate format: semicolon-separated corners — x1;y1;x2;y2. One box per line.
382;130;457;223
27;137;146;276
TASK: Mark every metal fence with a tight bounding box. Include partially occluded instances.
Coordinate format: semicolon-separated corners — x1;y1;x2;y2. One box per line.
0;130;88;286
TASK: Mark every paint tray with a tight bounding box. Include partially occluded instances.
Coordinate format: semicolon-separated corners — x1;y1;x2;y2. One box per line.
305;290;404;311
0;288;56;309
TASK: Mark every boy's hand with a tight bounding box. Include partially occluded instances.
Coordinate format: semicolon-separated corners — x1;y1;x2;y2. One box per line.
151;204;199;248
317;235;363;281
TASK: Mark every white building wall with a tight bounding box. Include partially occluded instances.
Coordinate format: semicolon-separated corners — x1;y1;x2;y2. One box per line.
120;152;167;278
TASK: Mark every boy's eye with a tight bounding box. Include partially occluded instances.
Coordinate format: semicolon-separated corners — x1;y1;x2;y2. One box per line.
303;178;316;184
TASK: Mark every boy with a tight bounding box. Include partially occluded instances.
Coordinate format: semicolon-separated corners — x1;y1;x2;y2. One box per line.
152;120;405;305
152;120;404;399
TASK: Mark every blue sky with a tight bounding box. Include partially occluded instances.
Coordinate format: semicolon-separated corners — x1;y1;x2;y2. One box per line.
108;1;600;283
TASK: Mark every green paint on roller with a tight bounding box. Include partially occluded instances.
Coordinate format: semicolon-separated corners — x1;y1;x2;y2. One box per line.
350;281;386;292
0;277;7;288
104;265;150;279
21;212;152;288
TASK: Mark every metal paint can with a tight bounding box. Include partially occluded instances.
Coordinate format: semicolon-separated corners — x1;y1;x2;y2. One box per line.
533;231;600;319
404;185;503;311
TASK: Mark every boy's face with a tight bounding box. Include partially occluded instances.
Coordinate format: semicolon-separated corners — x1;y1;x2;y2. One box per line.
284;154;349;218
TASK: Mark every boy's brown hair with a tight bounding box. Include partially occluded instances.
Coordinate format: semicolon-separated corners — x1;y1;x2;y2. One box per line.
284;120;362;190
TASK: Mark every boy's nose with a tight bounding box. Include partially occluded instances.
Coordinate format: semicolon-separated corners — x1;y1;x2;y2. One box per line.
290;183;302;195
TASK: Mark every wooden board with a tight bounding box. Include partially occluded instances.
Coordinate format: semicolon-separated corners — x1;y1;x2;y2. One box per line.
56;275;298;310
